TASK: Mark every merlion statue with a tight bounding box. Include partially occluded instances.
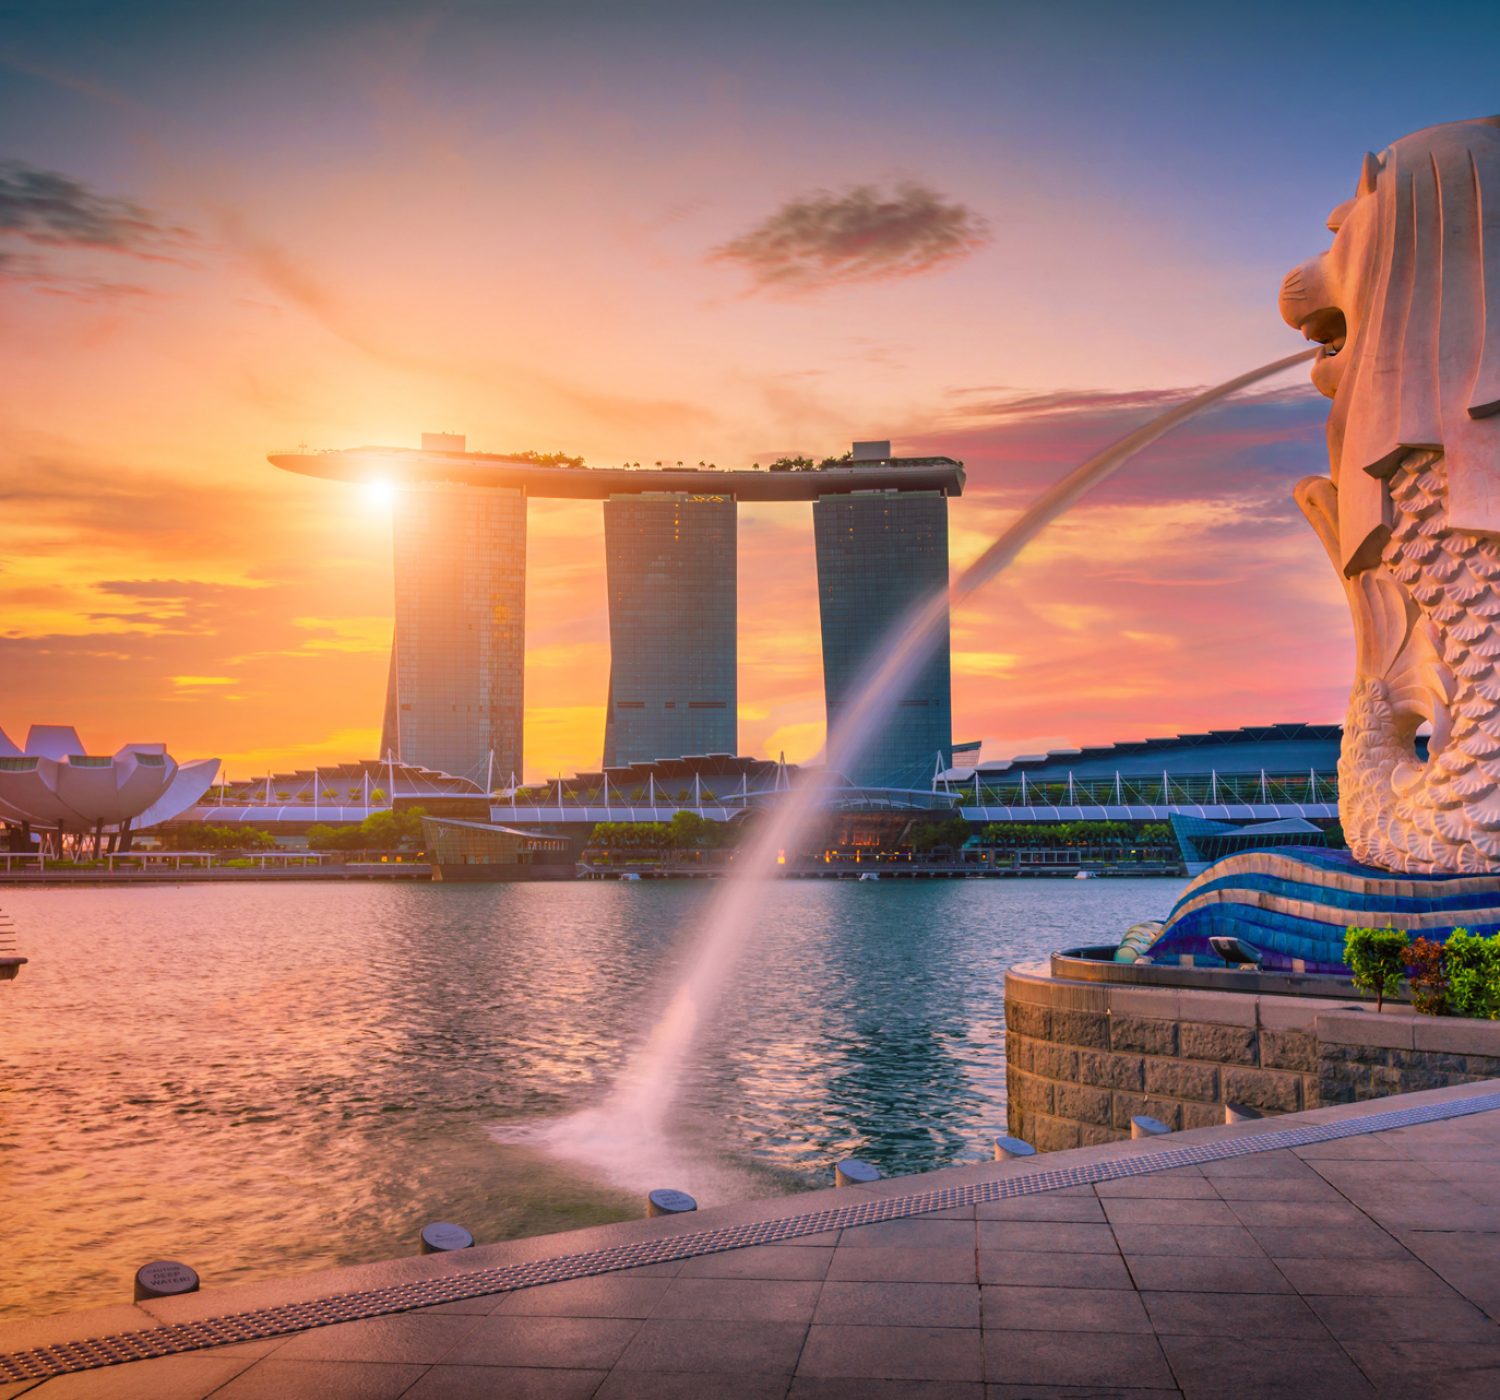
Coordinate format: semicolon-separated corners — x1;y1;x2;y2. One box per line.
1281;117;1500;874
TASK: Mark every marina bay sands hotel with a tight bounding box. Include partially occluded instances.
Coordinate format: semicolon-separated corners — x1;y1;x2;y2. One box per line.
270;435;964;789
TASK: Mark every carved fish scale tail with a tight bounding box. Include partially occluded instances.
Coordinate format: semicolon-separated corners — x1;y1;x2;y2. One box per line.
1343;452;1500;873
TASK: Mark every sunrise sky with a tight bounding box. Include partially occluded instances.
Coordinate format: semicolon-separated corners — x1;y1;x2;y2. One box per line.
4;0;1499;782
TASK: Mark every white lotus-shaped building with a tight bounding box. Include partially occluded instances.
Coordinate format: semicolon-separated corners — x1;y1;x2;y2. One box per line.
0;724;219;852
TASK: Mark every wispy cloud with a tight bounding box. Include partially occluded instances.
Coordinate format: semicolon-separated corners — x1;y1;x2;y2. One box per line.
0;160;194;257
710;181;989;294
0;160;197;298
291;615;391;656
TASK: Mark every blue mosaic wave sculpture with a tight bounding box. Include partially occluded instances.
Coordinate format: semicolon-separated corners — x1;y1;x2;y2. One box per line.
1144;848;1500;974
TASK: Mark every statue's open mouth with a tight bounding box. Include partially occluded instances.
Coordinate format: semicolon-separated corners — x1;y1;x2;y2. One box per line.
1300;306;1348;359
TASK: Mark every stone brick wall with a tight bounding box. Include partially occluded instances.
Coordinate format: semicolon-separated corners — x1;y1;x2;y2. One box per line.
1006;961;1500;1152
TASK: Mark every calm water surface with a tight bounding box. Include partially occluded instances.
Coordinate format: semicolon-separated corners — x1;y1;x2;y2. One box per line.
0;878;1177;1317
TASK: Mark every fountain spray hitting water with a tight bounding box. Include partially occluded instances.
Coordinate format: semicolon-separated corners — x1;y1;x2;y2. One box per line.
530;348;1316;1189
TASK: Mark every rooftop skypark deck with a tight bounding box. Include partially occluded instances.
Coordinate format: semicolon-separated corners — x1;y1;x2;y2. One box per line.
268;443;966;500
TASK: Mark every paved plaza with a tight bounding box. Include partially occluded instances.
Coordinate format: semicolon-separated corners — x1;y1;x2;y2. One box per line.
3;1083;1499;1398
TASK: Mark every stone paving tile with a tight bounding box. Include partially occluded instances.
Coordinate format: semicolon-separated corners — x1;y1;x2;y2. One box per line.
679;1245;833;1280
985;1388;1181;1399
24;1354;257;1399
1157;1334;1375;1398
495;1275;672;1318
1141;1289;1329;1339
1093;1170;1219;1200
813;1281;980;1329
610;1260;685;1277
792;1378;981;1399
1206;1174;1344;1202
1111;1224;1264;1258
1306;1292;1500;1344
827;1246;976;1283
1246;1224;1410;1260
975;1221;1118;1254
1307;1158;1440;1184
403;1366;607;1399
1122;1254;1293;1294
836;1219;975;1250
978;1250;1133;1290
1363;1202;1500;1232
596;1370;793;1399
921;1206;978;1221
0;1305;162;1357
1223;1198;1369;1227
1197;1151;1321;1179
983;1328;1174;1390
650;1278;822;1323
797;1323;984;1382
441;1315;641;1370
1397;1230;1500;1297
210;1359;431;1399
614;1319;806;1375
414;1298;508;1317
206;1338;291;1359
974;1195;1105;1222
1342;1340;1500;1399
981;1284;1152;1334
1099;1197;1240;1227
271;1313;479;1363
1296;1137;1416;1160
1275;1256;1456;1297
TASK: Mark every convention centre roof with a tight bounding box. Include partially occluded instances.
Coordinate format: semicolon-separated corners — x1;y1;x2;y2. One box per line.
940;724;1348;783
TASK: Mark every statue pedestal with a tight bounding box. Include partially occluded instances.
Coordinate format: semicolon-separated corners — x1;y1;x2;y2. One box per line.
1145;847;1500;974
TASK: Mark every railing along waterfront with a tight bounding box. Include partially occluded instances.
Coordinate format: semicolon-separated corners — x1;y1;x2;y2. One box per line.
936;769;1340;807
0;852;428;877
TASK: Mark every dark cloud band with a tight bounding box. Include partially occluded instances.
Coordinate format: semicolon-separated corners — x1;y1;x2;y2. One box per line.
711;180;989;293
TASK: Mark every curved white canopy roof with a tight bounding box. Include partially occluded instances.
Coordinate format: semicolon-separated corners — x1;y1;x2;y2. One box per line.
0;725;219;831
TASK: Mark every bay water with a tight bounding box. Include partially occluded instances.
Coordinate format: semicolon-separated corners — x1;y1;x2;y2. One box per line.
0;878;1176;1317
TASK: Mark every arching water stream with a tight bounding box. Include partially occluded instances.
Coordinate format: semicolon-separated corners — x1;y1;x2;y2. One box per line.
509;348;1317;1193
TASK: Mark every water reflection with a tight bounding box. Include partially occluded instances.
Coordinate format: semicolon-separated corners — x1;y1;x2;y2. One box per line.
0;878;1177;1317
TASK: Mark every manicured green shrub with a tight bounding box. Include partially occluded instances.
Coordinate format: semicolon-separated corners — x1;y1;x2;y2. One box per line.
1443;929;1500;1020
1344;926;1409;1011
159;823;276;852
587;813;736;852
306;807;426;852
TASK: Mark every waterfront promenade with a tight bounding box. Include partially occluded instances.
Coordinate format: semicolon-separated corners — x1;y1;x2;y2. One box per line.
3;1081;1498;1398
0;854;431;886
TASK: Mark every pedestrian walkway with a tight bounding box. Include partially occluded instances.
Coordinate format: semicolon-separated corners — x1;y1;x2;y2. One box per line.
3;1081;1498;1397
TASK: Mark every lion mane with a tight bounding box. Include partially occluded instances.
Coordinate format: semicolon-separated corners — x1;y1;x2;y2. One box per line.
1283;117;1500;577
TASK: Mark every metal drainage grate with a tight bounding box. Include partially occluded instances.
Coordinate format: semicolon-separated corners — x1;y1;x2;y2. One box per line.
3;1090;1497;1384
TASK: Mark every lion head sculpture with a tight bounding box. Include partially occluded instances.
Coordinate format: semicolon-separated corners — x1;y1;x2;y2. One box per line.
1280;117;1500;577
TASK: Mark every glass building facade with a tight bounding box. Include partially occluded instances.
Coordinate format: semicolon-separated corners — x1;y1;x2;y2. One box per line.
602;492;736;766
813;489;953;788
380;484;526;786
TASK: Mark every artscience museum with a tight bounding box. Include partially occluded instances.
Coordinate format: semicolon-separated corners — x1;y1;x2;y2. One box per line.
0;724;219;856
